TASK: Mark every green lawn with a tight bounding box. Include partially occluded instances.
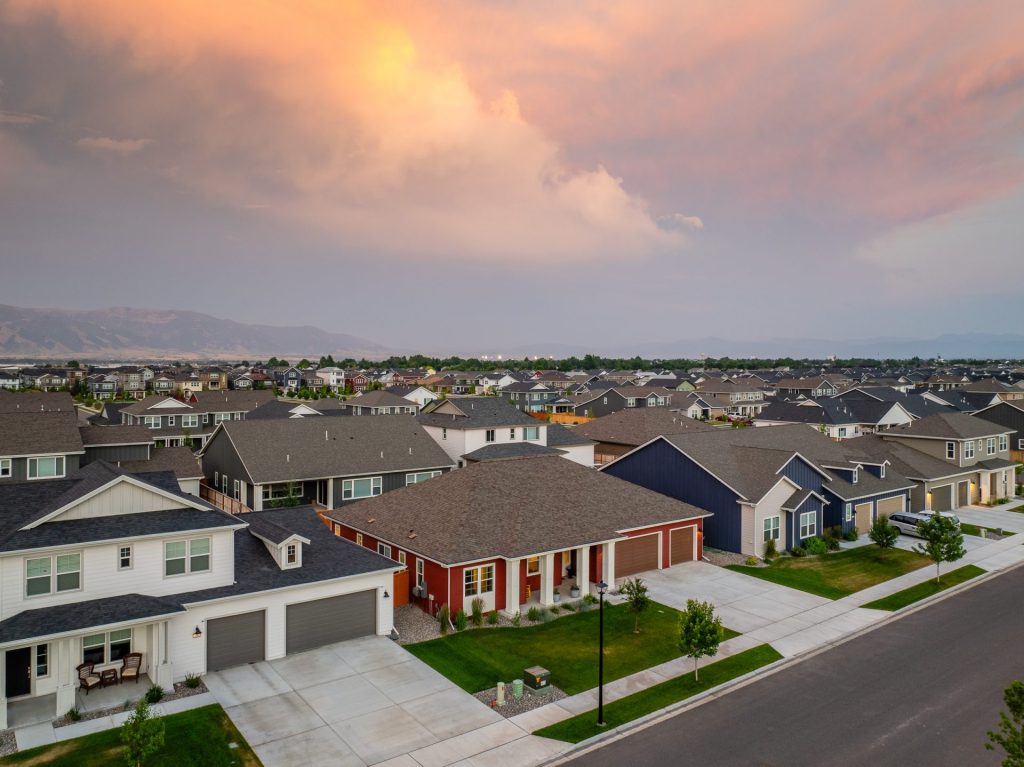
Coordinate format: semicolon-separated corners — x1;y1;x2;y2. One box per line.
0;705;259;767
725;546;930;599
406;602;738;695
861;565;987;611
961;522;1015;538
534;644;783;743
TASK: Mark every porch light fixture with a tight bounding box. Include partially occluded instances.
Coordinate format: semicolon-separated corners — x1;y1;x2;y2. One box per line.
383;590;390;599
192;625;202;639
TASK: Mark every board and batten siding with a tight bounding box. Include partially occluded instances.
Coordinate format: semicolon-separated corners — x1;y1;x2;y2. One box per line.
825;488;911;534
330;468;449;509
779;456;827;493
0;454;81;484
81;444;151;466
790;495;824;548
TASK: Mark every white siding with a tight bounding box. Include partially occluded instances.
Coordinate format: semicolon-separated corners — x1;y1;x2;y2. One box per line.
753;480;800;559
52;481;193;521
558;443;596;467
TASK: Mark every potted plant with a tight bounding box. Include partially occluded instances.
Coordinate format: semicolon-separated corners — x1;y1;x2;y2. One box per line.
569;584;581;598
552;588;561;603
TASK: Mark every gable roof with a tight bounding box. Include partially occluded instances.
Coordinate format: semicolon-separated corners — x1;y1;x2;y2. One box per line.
0;411;84;457
78;424;154;447
889;412;1011;440
418;397;539;429
116;446;203;481
120;390;274;416
574;408;716;446
462;442;566;463
0;391;76;413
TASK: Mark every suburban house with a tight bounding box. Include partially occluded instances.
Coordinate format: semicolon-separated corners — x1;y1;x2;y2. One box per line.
0;412;84;485
198;415;455;511
545;387;673;420
497;382;561;413
341;390;418;416
573;408;716;465
774;378;839;399
417;397;594;467
754;398;914;439
0;372;20;391
973;400;1024;462
116;391;274;448
245;398;351;421
322;456;709;617
680;393;731;421
386;385;437;409
601;424;914;558
0;461;398;728
693;381;769;417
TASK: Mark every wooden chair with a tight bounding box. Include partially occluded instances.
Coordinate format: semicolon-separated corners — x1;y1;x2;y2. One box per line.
77;662;100;694
120;653;142;684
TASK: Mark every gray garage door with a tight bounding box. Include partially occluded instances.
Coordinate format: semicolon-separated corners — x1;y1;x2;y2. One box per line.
207;610;265;671
931;484;953;512
286;591;377;655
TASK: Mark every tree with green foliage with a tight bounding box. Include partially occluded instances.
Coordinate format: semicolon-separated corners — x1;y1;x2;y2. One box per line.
869;514;899;550
986;680;1024;766
121;698;165;767
620;577;651;634
66;360;80;368
297;358;312;369
915;512;966;584
678;599;723;681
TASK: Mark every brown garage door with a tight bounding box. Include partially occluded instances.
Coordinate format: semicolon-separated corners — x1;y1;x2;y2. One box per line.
876;496;904;517
957;481;969;508
855;502;872;533
615;534;659;578
669;527;695;565
931;484;953;511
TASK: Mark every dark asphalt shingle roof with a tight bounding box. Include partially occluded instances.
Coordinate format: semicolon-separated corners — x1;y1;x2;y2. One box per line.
0;411;84;457
245;399;352;420
0;391;76;413
0;595;186;644
79;424;154;446
892;412;1012;440
544;423;595;448
573;408;715;446
117;446;204;480
418;397;539;429
462;443;566;462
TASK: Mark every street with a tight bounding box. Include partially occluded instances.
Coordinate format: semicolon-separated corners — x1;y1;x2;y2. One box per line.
566;563;1024;767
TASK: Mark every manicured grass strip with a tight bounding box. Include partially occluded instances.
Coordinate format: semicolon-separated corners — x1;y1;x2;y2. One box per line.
861;565;987;611
725;546;929;600
406;601;737;695
960;523;1014;538
534;644;783;743
0;704;258;767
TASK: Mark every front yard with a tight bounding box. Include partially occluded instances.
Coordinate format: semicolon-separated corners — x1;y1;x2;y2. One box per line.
406;601;738;695
0;705;258;767
862;565;987;611
725;546;930;599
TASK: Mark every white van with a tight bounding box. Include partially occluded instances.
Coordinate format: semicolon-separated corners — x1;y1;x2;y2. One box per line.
887;511;934;537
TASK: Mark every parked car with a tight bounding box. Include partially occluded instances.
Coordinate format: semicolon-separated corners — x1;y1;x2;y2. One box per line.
889;510;960;537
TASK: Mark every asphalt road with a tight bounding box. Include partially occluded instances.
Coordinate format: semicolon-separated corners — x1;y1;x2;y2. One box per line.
566;564;1024;767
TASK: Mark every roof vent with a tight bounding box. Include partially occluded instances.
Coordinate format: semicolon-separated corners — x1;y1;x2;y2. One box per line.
380;450;384;459
325;430;329;441
367;517;376;524
408;447;412;454
286;454;290;462
407;530;417;539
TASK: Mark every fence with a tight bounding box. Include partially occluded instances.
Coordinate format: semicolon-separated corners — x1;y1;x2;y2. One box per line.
200;482;251;514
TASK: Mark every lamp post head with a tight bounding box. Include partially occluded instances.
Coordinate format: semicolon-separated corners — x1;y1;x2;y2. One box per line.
597;581;608;594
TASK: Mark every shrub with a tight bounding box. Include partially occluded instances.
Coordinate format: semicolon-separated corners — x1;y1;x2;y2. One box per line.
438;604;450;635
122;698;165;767
790;545;807;557
844;526;859;542
183;673;202;689
822;526;842;552
870;514;899;549
487;610;499;625
511;610;522;628
526;606;543;623
454;609;468;632
471;597;484;627
144;684;164;704
562;601;577;612
764;538;777;560
549;605;561;614
804;537;828;556
744;556;759;566
582;593;598;605
66;705;82;722
995;527;1005;538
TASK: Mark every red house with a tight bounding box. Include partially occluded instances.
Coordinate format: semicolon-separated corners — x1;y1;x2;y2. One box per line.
322;456;709;617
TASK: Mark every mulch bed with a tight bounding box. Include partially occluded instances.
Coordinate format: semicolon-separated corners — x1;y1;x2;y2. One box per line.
53;680;208;728
472;684;568;718
0;730;16;758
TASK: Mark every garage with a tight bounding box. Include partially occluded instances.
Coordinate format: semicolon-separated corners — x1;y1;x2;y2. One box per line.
854;502;873;533
615;534;659;578
930;484;953;511
285;591;377;655
207;610;265;671
876;496;905;518
669;526;696;565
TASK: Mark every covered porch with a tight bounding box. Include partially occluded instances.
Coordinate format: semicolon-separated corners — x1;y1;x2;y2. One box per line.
504;540;618;615
7;673;155;729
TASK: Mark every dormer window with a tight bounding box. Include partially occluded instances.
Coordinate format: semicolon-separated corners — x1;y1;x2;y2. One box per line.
286;543;298;566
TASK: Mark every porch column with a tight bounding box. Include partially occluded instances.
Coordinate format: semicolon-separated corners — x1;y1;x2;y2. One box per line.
153;621;173;688
0;659;7;730
504;558;521;616
54;638;75;717
602;542;616;587
980;474;991;504
327;479;335;509
252;487;263;511
576;546;590;595
540;553;555;605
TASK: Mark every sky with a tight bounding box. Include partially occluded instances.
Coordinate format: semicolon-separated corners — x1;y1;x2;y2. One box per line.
1;1;1023;356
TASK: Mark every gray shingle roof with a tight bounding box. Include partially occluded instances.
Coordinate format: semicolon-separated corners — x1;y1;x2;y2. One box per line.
117;446;203;480
0;391;76;413
121;390;274;416
574;408;715;446
893;412;1011;440
418;397;539;429
0;594;186;644
544;423;595;448
0;411;84;457
462;443;566;462
79;424;154;446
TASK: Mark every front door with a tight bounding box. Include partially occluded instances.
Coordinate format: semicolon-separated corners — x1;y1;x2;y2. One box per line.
5;647;31;698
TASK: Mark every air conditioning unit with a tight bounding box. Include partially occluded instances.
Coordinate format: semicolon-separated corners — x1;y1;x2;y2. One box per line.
412;585;426;598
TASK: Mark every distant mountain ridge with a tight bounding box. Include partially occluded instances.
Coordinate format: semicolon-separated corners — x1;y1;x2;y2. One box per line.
0;305;386;360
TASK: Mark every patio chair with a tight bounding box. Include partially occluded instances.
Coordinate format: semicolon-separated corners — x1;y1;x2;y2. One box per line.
120;652;142;684
77;662;101;694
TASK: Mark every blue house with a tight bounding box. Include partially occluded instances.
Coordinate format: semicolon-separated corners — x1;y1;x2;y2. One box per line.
601;424;914;557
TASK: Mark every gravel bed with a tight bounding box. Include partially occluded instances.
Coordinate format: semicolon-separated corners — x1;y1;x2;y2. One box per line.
53;680;208;728
472;684;567;718
702;547;757;567
0;730;16;758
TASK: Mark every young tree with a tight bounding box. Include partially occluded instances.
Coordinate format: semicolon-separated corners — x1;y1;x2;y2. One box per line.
678;599;722;681
620;577;650;634
986;680;1024;766
915;512;966;584
121;699;165;767
869;514;899;550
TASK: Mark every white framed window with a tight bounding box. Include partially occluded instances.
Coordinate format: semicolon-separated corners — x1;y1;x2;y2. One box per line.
463;564;495;596
214;471;220;487
355;533;364;546
762;516;780;542
35;644;48;678
485;429;496;443
377;542;392;559
0;458;10;478
987;438;996;456
144;416;161;429
233;479;241;500
510;428;516;440
844;503;852;522
164;537;211;577
83;629;132;665
397;550;406;565
202;414;209;424
118;545;132;570
342;476;382;500
524;426;539;441
214;413;230;424
182;415;199;428
799;511;816;539
1019;439;1024;450
838;427;847;438
964;441;975;460
25;552;81;597
168;416;176;426
526;556;540;575
27;456;65;480
406;471;442;485
285;543;298;566
999;434;1008;452
946;441;955;460
416;558;424;586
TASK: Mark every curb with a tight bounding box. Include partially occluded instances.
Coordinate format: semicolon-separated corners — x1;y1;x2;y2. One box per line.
539;551;1024;766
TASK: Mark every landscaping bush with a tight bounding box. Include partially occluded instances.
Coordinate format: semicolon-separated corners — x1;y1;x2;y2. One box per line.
744;556;759;566
526;606;544;623
67;705;81;722
550;605;561;614
804;537;828;556
843;526;859;542
870;514;899;549
471;597;484;627
562;601;577;612
184;672;202;689
454;609;468;632
144;684;164;704
790;545;807;557
582;593;598;605
487;610;499;625
511;610;521;627
764;538;777;560
438;604;450;635
822;526;842;551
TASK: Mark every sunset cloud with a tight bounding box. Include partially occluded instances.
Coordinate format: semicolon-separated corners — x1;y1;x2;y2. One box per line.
0;110;49;126
75;137;153;154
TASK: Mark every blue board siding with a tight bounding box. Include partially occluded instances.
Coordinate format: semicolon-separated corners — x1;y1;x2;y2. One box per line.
791;496;824;547
779;456;826;492
603;439;739;552
825;488;911;535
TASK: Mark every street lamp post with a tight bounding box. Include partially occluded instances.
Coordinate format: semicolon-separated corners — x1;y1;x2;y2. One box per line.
597;580;608;726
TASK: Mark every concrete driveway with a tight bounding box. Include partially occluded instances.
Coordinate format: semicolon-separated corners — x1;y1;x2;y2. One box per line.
955;502;1024;534
204;636;510;767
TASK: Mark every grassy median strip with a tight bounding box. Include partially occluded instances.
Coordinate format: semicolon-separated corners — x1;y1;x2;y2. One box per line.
725;546;929;600
534;644;783;744
861;565;987;611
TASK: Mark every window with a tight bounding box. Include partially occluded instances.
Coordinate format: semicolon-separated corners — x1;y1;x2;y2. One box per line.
83;629;132;665
233;479;240;500
485;429;496;443
0;458;10;478
397;550;406;565
25;552;80;596
355;533;364;546
168;416;176;426
510;428;516;440
762;516;780;542
987;438;996;456
342;477;382;500
524;426;539;441
202;414;209;424
164;538;210;576
844;503;853;522
262;482;303;501
377;542;392;559
213;471;219;487
946;442;956;460
35;644;48;678
799;511;816;539
406;471;442;485
26;557;51;596
83;633;106;665
442;427;447;440
182;415;198;428
999;435;1008;452
463;564;495;596
526;556;540;575
285;543;298;565
1019;439;1024;451
144;416;161;429
27;456;65;480
838;427;847;438
416;558;424;586
118;545;132;570
214;413;230;424
964;441;975;460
